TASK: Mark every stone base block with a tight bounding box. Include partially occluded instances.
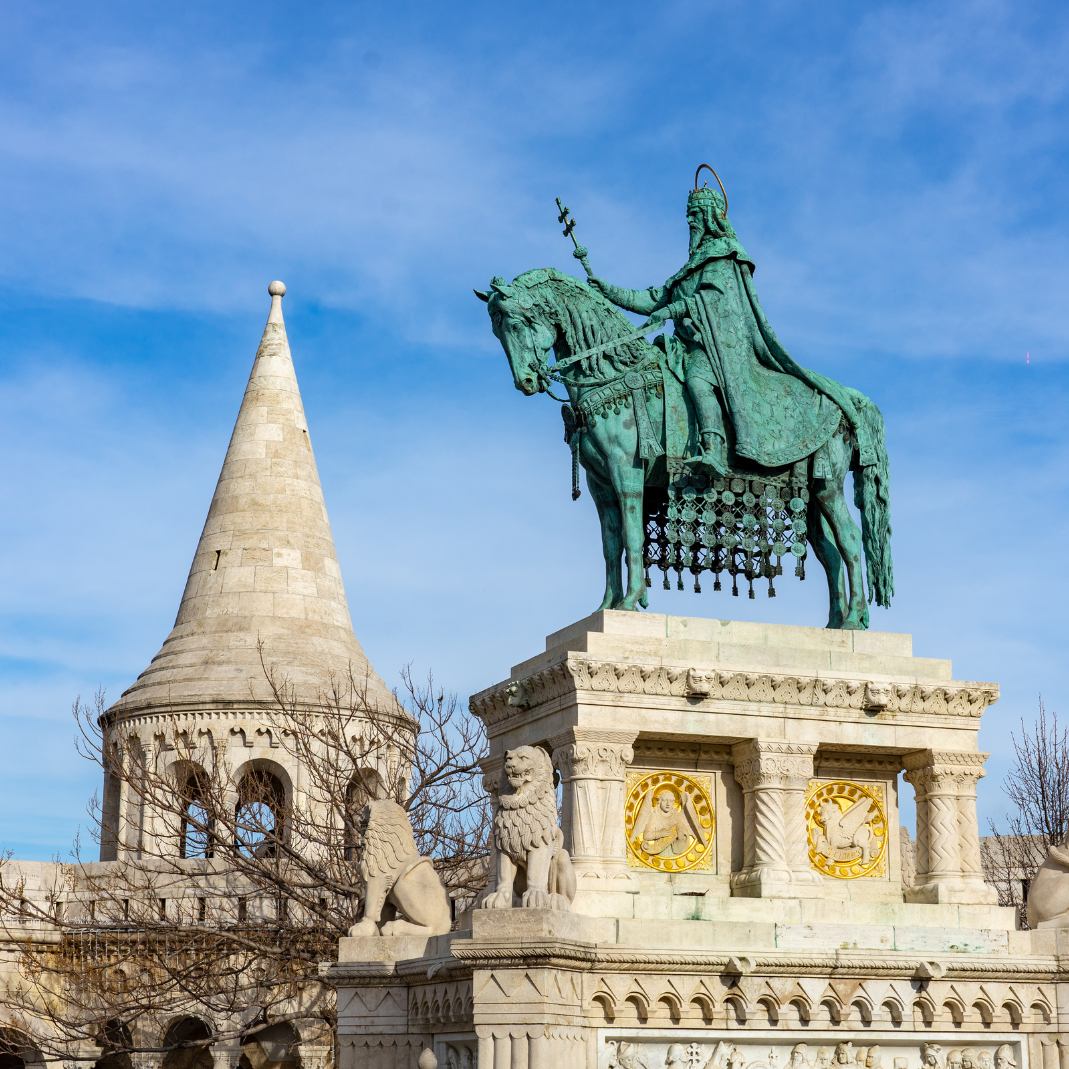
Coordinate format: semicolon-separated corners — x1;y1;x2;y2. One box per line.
905;880;1000;905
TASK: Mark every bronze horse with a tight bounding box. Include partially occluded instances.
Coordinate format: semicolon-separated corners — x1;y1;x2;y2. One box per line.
478;268;892;629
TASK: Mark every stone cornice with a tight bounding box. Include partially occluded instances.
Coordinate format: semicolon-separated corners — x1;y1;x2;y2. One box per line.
469;657;998;729
446;940;1061;980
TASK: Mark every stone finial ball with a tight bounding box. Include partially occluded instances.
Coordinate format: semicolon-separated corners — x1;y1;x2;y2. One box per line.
418;1051;437;1069
268;281;287;297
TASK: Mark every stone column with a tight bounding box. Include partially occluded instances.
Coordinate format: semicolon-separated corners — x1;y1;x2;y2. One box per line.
297;1045;332;1069
903;749;997;904
209;1044;243;1069
730;739;824;898
549;730;637;884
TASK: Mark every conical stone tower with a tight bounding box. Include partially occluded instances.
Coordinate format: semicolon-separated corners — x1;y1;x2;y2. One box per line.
99;282;396;860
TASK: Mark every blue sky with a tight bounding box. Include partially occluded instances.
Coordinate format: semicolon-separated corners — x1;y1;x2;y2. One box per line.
1;1;1067;857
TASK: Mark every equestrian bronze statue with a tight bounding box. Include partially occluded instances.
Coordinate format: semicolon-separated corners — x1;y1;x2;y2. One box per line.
476;167;893;630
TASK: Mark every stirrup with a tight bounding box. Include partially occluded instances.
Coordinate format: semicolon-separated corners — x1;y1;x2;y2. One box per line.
684;440;728;476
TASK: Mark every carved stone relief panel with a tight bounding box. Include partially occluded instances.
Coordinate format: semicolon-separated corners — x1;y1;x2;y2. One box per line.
599;1036;1026;1069
433;1035;477;1069
805;781;889;880
625;770;716;872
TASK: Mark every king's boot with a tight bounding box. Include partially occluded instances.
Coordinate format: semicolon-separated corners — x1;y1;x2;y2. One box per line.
684;432;728;476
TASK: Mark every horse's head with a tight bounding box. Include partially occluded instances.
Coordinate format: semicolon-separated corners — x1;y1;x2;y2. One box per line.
474;276;556;396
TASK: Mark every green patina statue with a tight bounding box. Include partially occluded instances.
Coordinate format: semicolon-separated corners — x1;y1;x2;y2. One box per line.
476;168;893;630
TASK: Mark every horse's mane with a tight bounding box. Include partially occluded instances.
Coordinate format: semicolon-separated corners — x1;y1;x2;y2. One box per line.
508;268;652;375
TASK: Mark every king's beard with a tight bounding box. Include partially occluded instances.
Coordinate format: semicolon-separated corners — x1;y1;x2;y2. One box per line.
688;223;703;257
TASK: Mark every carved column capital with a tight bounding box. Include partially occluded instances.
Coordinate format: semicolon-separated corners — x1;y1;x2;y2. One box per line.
550;729;637;782
903;749;989;792
732;739;818;791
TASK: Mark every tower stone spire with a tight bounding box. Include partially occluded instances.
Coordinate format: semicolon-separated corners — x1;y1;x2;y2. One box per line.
111;281;394;718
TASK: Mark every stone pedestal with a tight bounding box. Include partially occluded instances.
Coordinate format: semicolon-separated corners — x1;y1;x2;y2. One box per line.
469;611;1000;912
326;613;1054;1069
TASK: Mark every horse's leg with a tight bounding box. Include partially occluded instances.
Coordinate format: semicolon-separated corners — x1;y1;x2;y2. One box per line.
811;435;869;630
586;469;624;612
608;461;647;611
806;496;847;630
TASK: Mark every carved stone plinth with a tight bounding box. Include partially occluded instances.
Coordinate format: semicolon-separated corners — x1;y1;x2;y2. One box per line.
469;612;1002;910
326;613;1041;1069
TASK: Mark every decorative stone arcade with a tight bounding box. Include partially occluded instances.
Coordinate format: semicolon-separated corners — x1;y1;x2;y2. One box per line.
323;612;1069;1069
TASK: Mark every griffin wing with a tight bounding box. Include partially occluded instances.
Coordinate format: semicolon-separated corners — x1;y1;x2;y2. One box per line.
839;797;877;838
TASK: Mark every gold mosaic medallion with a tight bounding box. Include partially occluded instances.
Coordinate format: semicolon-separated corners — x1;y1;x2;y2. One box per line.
624;770;714;871
805;780;887;879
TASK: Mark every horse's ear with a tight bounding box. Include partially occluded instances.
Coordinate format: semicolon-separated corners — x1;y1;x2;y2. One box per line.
490;278;511;297
473;288;491;302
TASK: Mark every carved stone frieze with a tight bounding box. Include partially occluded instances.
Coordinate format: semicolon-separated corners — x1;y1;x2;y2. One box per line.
599;1038;1027;1069
633;740;732;764
815;753;904;775
469;659;998;728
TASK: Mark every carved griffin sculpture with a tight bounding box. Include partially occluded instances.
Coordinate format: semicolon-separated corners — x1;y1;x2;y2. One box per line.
481;745;576;911
348;798;452;937
1026;830;1069;927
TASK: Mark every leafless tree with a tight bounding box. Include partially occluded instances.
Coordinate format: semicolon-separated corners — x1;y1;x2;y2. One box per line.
0;654;489;1066
982;697;1069;921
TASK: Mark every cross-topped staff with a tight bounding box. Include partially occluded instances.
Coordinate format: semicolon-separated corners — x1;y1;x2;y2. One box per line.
555;197;593;277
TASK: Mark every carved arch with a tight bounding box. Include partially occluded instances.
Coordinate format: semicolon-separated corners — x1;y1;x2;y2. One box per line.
1030;1001;1052;1025
969;999;994;1028
623;994;649;1023
785;998;811;1026
724;995;747;1027
999;1001;1022;1029
816;999;841;1026
940;999;965;1028
687;994;715;1025
912;999;935;1028
849;999;873;1027
756;996;779;1027
880;999;904;1027
656;994;682;1024
591;993;615;1023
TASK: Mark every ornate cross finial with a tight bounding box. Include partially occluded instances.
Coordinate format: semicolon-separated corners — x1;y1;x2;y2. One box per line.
555;197;593;276
556;198;577;243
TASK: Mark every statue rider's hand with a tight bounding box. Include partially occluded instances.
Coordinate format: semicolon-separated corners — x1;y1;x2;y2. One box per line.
586;275;610;295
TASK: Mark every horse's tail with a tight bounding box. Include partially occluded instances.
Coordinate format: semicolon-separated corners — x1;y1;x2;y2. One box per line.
851;399;894;608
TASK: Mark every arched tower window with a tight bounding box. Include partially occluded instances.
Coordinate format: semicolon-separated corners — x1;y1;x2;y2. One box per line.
161;1017;213;1069
0;1028;40;1069
235;768;288;857
94;1021;133;1069
180;768;214;860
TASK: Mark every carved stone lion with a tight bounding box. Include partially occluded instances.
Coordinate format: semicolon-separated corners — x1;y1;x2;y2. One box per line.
348;798;451;937
481;745;576;911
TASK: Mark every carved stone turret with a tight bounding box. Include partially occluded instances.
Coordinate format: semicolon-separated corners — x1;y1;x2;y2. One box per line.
97;282;398;861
